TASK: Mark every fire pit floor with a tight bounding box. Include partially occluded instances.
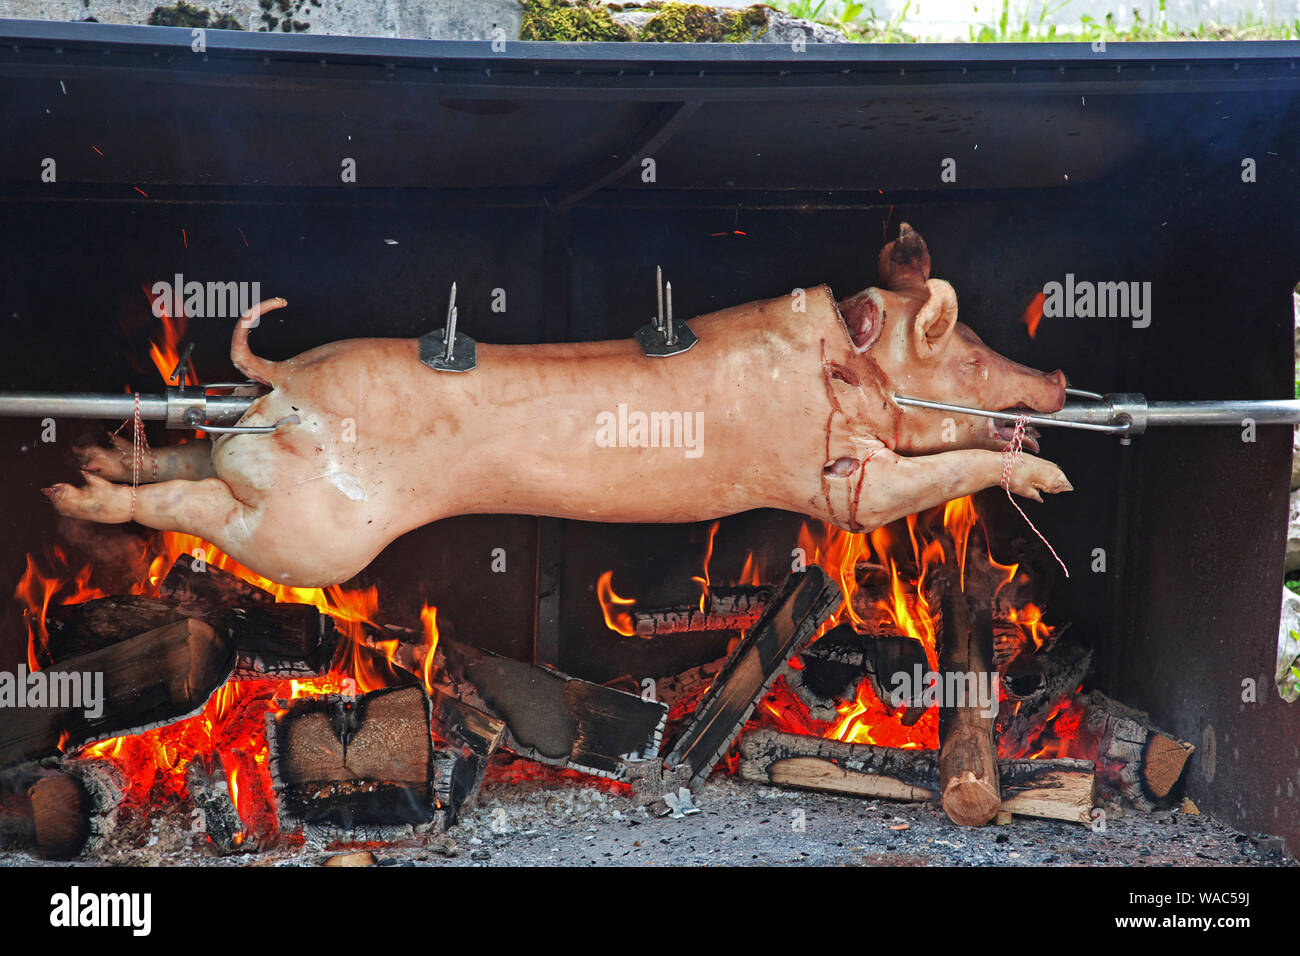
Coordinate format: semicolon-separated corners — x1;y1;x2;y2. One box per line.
1;758;1292;868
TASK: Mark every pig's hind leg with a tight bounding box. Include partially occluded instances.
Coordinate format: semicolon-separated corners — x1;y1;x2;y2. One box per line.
73;436;216;483
45;472;250;544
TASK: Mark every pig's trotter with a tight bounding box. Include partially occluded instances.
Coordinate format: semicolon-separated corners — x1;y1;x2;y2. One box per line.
47;472;247;539
45;471;134;523
1003;453;1072;503
73;436;215;482
72;435;133;481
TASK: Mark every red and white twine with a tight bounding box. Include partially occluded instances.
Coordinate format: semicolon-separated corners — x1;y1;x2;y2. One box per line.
112;393;157;522
1000;413;1069;578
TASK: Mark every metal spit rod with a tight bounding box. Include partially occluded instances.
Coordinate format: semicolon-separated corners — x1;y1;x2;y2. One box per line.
0;387;1297;438
0;388;261;430
893;391;1300;437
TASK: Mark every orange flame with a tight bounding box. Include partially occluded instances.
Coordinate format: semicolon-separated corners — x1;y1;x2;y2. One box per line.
596;571;637;637
141;282;197;384
943;495;978;590
690;521;720;613
420;604;440;693
773;496;1054;751
1022;291;1046;339
15;548;110;671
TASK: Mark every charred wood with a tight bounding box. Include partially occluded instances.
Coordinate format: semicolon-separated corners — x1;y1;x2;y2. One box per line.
438;640;667;781
44;594;336;681
786;622;929;724
428;688;505;824
0;618;233;769
740;728;939;800
995;636;1092;758
931;527;1001;827
999;757;1096;825
0;759;124;858
632;585;774;637
1079;690;1194;811
186;755;251;855
159;553;274;608
740;729;1096;824
267;685;437;830
662;566;841;790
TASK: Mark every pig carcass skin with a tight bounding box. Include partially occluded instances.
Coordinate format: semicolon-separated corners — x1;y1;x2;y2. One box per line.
49;225;1070;587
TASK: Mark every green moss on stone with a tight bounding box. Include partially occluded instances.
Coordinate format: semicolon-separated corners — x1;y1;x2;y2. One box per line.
148;1;242;29
723;5;769;41
640;3;724;41
639;2;769;42
519;0;633;41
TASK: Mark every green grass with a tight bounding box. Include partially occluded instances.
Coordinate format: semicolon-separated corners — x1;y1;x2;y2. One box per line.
773;0;1300;41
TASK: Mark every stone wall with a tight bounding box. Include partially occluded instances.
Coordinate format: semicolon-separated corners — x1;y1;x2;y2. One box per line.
0;0;842;43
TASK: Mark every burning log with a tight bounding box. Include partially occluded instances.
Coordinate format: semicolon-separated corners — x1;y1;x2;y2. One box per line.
661;566;841;790
786;622;929;724
739;729;1096;825
1000;645;1047;699
0;617;233;769
225;604;337;680
0;759;125;858
267;685;438;830
740;728;939;801
186;755;251;855
1079;690;1194;810
0;766;85;857
653;656;726;714
27;773;90;859
931;526;1001;827
44;595;187;662
159;552;274;608
428;688;505;824
995;636;1092;758
631;585;774;637
999;757;1096;825
45;593;336;681
439;640;668;780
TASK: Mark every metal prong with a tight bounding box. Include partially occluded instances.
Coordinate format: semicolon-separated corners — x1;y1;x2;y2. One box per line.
169;342;195;385
656;266;664;332
445;306;458;362
665;281;675;346
444;282;457;347
419;280;476;372
1065;387;1105;401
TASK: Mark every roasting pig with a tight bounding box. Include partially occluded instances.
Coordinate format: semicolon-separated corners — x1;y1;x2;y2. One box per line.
47;224;1070;587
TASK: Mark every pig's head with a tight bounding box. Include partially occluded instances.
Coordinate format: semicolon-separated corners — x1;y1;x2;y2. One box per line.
837;223;1066;455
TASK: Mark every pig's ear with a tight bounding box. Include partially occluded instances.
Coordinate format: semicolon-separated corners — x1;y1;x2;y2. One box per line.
877;222;931;292
911;279;958;360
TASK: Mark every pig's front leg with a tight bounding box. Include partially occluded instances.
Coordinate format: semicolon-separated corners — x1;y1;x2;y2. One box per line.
828;446;1071;532
74;436;216;483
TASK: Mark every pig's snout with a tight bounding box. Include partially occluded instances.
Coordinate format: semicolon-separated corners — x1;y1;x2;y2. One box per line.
1014;367;1067;415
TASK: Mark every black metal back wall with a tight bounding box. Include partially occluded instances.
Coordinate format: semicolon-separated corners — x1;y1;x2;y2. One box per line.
0;22;1297;850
